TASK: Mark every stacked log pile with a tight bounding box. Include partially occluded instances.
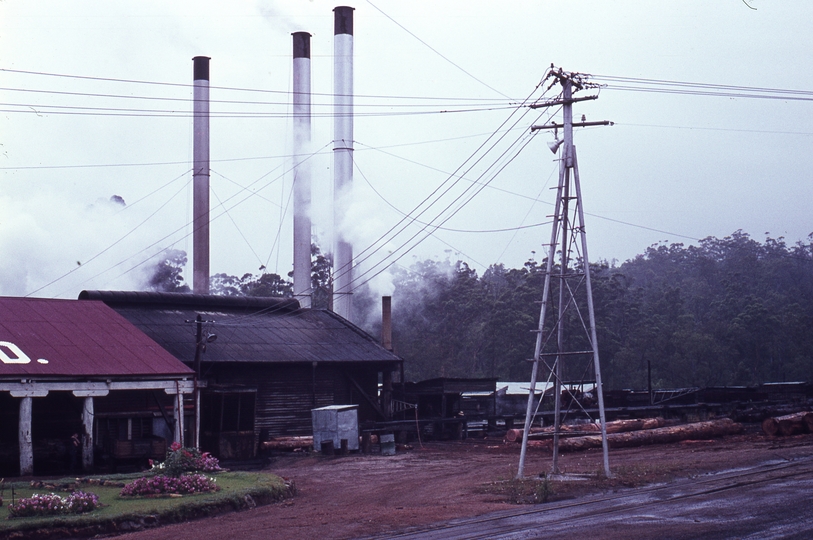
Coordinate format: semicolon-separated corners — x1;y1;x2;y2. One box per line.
509;418;743;453
761;411;813;437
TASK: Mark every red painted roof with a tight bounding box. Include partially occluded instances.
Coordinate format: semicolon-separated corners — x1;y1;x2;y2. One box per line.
0;296;193;379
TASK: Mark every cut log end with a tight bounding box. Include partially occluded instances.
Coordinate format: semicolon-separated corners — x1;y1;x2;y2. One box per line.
762;412;811;437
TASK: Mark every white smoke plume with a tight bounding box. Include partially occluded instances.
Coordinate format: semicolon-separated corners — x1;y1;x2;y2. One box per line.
0;193;177;298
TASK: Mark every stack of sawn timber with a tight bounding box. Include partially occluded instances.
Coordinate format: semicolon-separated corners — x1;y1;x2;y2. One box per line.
509;417;743;453
761;411;813;437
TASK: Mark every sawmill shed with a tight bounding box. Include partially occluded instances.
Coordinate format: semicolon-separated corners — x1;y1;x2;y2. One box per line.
0;296;194;477
78;291;403;460
398;378;498;419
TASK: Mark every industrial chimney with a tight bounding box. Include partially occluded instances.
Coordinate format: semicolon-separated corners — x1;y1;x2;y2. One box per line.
292;32;313;308
192;56;210;295
381;296;393;351
332;6;354;320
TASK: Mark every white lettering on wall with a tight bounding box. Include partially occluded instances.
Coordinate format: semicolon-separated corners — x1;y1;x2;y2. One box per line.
0;341;32;364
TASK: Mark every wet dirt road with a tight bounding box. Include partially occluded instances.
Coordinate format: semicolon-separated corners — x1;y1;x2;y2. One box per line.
378;455;813;540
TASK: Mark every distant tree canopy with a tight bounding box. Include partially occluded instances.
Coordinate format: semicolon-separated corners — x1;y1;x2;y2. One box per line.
310;243;333;310
148;244;332;301
208;271;293;298
387;231;813;388
147;249;191;293
602;231;813;389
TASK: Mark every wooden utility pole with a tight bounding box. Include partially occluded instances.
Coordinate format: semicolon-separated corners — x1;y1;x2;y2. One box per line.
193;314;202;449
189;314;215;449
517;68;612;479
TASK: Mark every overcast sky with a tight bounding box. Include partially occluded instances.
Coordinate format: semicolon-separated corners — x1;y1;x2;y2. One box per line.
2;0;812;300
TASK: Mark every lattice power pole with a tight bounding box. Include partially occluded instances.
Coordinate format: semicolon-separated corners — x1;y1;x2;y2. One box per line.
517;68;612;479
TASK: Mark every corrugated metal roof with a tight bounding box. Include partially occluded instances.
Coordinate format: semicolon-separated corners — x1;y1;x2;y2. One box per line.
0;296;194;378
79;291;401;365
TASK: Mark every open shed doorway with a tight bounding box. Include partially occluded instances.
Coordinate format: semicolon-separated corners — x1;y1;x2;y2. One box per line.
0;392;84;476
201;390;256;459
32;393;83;475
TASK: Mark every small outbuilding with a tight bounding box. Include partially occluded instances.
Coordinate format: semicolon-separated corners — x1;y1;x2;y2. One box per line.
399;378;498;420
312;404;359;453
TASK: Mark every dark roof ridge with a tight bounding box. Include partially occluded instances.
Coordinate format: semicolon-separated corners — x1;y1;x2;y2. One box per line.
321;308;394;349
79;290;301;312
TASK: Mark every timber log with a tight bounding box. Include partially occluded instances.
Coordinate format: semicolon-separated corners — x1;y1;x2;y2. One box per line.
260;436;314;451
528;418;743;452
506;417;665;443
761;412;813;437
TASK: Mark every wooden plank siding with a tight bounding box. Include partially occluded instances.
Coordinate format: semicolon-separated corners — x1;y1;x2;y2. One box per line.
204;363;383;451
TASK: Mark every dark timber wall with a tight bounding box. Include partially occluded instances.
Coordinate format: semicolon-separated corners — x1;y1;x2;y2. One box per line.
204;362;381;447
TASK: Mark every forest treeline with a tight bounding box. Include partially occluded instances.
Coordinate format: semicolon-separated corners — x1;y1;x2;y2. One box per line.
388;231;813;389
150;232;813;390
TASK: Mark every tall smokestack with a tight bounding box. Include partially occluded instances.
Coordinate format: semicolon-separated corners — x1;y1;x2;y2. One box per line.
381;296;393;351
192;56;210;295
333;6;354;320
292;32;313;308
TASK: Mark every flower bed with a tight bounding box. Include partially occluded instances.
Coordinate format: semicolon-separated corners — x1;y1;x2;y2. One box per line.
150;443;222;477
120;474;219;497
1;472;293;537
7;491;100;518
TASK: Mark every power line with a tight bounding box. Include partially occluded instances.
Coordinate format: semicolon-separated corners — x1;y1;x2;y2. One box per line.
601;86;813;102
592;73;813;102
210;184;265;269
211;169;283;208
114;169;191;215
28;169;192;298
96;146;327;291
495;163;559;264
262;170;295;273
351;128;540;291
0;103;518;118
336;93;550;282
355;133;559;205
342;73;712;290
332;80;549;286
0;85;510;107
37;144;327;297
0;150;331;171
352;158;488;269
0;68;515;103
0;130;523;171
359;135;697;244
594;74;813;96
617;122;813;136
357;141;550;234
583;213;700;242
365;0;512;100
345;105;545;292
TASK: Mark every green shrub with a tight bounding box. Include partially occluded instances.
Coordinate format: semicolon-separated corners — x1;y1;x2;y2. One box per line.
152;443;222;477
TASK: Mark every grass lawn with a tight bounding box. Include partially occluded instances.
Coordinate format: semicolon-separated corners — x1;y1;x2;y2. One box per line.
0;471;293;538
